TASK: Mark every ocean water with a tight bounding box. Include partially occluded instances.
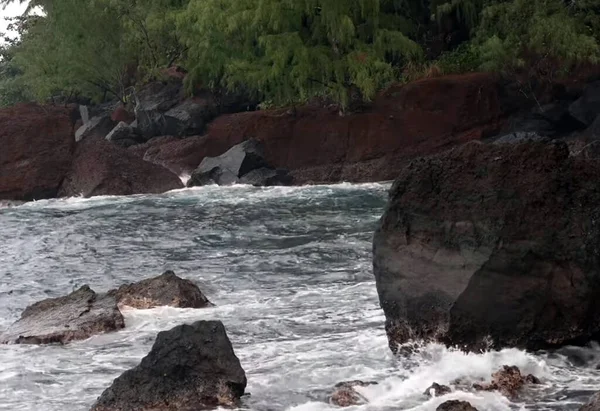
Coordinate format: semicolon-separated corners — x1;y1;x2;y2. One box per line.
0;184;599;411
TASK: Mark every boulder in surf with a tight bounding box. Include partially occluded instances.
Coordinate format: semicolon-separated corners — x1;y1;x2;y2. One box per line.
373;140;600;353
91;320;247;411
0;285;124;344
109;270;213;309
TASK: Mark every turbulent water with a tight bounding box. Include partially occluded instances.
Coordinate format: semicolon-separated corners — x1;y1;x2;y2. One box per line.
0;183;599;411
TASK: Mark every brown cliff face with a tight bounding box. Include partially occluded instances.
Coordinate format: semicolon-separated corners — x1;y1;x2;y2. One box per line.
373;140;600;353
135;73;511;183
0;103;77;200
59;137;183;198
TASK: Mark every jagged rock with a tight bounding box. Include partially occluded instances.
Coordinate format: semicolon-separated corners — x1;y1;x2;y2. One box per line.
109;271;212;309
0;286;124;345
239;167;293;186
164;99;212;136
329;381;377;407
580;392;600;411
570;81;600;126
188;139;280;187
373;140;600;353
75;114;116;142
91;321;246;411
105;122;141;147
473;366;540;398
584;116;600;141
423;382;452;397
437;400;478;411
59;137;183;198
0;104;77;201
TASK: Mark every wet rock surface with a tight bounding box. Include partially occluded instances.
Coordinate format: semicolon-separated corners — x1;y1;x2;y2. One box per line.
91;320;247;411
329;381;377;407
423;382;452;397
373;139;600;353
581;392;600;411
0;286;124;345
109;271;212;309
437;400;478;411
473;365;540;398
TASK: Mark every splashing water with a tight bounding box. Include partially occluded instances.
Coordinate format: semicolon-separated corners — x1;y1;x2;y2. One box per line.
0;184;598;410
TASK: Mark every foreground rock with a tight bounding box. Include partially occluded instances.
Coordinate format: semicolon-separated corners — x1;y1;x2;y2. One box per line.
91;320;246;411
473;366;540;398
373;140;600;353
580;392;600;410
110;271;212;309
59;137;183;197
437;401;478;411
329;381;377;407
0;103;76;201
187;139;292;187
0;286;124;344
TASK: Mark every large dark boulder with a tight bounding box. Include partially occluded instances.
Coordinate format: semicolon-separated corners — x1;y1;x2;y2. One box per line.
59;138;183;198
0;286;124;345
91;320;247;411
109;271;212;309
187;139;292;187
0;104;77;201
373;140;600;353
570;81;600;126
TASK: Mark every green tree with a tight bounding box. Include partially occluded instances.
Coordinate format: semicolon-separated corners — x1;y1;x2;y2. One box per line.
178;0;423;107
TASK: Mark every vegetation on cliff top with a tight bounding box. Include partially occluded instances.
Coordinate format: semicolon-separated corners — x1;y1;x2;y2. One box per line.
0;0;599;108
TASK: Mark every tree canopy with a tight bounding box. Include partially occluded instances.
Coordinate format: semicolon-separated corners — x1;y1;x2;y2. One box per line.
0;0;599;107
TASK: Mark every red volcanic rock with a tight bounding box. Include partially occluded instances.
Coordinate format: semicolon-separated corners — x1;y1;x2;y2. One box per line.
59;137;183;198
0;103;77;200
111;105;135;124
205;73;509;183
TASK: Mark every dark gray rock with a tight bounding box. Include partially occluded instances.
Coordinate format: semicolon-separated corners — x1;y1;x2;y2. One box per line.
437;401;478;411
570;81;600;126
187;139;271;187
580;392;600;411
239;168;293;186
91;320;247;411
164;99;212;136
373;140;600;353
584;115;600;141
423;382;451;397
0;286;124;344
105;122;140;147
75;114;116;142
109;271;212;309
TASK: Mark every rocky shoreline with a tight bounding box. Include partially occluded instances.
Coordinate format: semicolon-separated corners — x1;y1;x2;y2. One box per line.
2;71;599;202
2;71;600;410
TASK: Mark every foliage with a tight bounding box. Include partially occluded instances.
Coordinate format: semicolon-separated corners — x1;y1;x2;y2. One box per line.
177;0;423;107
0;0;599;107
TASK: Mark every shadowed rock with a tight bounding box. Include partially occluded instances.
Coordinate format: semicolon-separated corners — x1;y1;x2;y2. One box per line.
423;382;452;397
437;400;478;411
373;140;600;353
91;320;246;411
75;114;116;142
570;81;600;126
109;271;212;309
0;286;124;344
329;381;377;407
